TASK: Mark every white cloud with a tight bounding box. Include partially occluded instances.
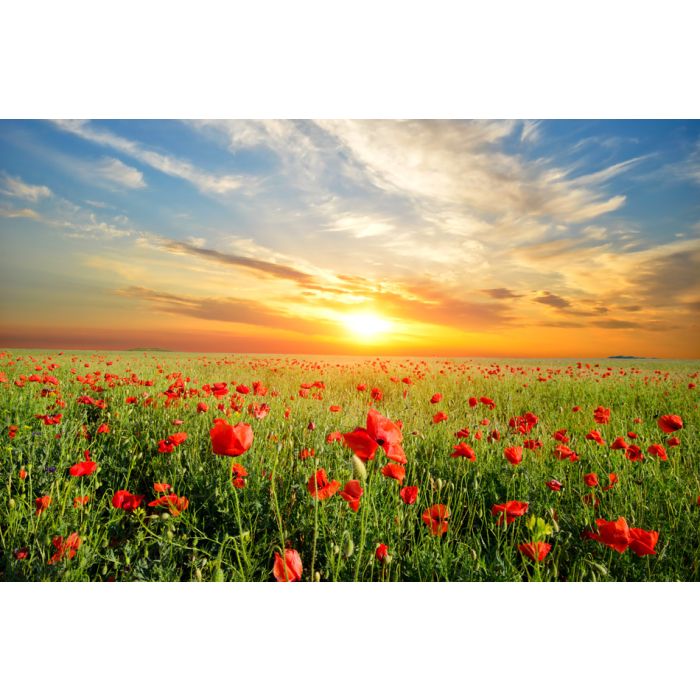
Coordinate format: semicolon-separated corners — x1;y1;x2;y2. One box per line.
95;157;146;189
52;120;245;195
0;173;52;201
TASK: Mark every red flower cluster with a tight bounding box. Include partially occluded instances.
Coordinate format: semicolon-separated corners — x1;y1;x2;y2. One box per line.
588;517;659;556
148;493;190;516
158;431;188;453
112;490;145;512
48;532;81;564
491;500;529;525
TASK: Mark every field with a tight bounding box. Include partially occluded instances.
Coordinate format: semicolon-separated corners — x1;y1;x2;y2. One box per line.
1;349;698;582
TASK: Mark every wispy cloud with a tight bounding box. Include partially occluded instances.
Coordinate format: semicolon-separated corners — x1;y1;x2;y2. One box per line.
52;120;246;195
0;206;41;219
0;173;52;201
94;157;146;189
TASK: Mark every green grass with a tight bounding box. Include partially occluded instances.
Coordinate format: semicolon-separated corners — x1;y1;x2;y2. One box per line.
1;349;698;581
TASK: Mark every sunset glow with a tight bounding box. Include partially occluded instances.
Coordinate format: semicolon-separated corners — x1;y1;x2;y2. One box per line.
342;313;392;342
1;119;698;357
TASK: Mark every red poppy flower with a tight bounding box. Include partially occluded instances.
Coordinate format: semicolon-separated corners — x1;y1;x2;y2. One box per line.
307;469;340;500
14;547;29;560
451;442;476;460
647;444;668;460
586;430;605;445
667;436;680;447
69;456;97;477
148;494;189;516
553;429;569;443
381;462;406;483
468;397;478;407
73;496;89;508
480;397;496;409
35;495;52;516
112;490;145;512
546;479;563;492
504;446;523;466
19;468;27;480
628;528;659;556
231;463;249;489
210;419;253;457
400;485;419;504
153;482;171;492
430;393;442;404
339;480;363;512
375;543;389;562
343;408;407;464
509;412;539;434
432;411;448;424
658;414;683;433
326;431;343;444
625;445;644;462
273;548;303;582
593;406;611;424
518;542;552;562
196;402;209;413
299;448;315;459
96;423;110;434
48;532;81;564
554;444;579;462
523;439;543;450
610;437;628;450
454;426;470;439
590;517;631;553
491;500;529;525
422;504;449;535
329;405;342;412
603;473;618;491
584;472;599;488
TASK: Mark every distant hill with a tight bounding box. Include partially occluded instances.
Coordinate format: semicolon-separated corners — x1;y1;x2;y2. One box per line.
127;348;173;352
608;355;653;359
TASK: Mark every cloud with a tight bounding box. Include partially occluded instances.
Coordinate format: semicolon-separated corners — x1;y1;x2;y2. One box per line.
313;120;632;224
0;174;52;201
94;157;146;189
0;206;41;219
159;238;317;284
481;287;523;299
533;291;571;309
52;120;245;195
117;286;338;336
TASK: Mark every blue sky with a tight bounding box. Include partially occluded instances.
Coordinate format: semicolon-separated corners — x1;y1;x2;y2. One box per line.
1;119;698;356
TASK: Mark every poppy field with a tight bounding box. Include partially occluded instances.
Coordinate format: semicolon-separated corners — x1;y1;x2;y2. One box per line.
1;349;698;582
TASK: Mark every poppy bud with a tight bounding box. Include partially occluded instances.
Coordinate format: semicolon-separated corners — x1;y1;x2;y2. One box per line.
436;478;444;491
351;454;367;481
195;569;203;581
314;571;321;582
214;568;225;582
9;498;15;510
342;532;354;559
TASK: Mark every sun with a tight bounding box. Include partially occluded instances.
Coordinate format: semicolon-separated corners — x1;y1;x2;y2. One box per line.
342;312;392;341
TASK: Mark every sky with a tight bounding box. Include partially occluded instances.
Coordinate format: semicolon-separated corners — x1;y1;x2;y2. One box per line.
0;119;699;358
